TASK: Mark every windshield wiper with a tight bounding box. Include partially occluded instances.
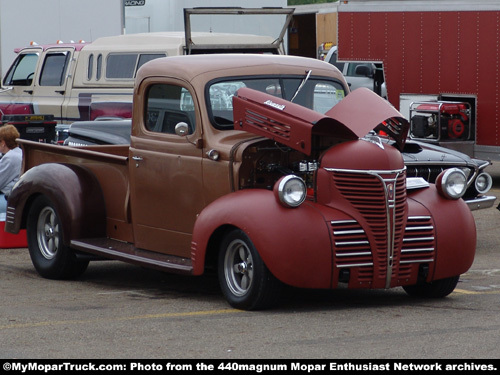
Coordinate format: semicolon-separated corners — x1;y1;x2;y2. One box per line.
290;70;312;103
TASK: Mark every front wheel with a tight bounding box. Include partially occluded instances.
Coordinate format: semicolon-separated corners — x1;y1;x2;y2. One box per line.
27;195;89;279
218;229;282;310
403;276;460;298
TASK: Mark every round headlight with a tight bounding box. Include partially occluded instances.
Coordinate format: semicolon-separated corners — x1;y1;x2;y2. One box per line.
436;168;467;199
475;172;493;194
274;175;306;208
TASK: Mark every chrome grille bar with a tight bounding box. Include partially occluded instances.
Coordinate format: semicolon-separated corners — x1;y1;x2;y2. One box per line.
400;215;436;266
330;220;374;273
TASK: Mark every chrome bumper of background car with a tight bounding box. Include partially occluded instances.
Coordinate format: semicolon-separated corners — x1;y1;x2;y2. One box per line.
466;195;496;211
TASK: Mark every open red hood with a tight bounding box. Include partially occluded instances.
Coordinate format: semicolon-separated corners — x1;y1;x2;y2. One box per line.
233;87;408;155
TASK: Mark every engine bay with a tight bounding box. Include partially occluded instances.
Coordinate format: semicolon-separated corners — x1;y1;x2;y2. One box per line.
237;136;342;191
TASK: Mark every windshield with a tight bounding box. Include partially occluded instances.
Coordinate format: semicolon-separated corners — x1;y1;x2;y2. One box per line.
3;52;39;86
207;76;346;129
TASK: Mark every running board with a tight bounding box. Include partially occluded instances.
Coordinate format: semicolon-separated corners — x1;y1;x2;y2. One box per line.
71;238;193;275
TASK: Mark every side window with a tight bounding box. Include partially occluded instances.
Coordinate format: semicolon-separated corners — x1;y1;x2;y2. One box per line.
346;63;373;77
39;52;70;86
137;54;165;71
96;54;103;80
145;84;195;135
87;54;94;80
3;53;39;86
106;53;166;79
107;54;137;79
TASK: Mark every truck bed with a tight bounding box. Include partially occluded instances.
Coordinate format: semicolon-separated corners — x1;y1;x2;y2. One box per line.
20;140;129;168
19;140;133;242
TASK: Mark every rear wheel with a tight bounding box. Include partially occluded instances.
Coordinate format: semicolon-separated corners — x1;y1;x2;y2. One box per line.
27;195;89;279
218;229;282;310
403;276;460;298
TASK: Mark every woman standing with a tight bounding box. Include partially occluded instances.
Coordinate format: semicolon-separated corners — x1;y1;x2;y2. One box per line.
0;125;23;214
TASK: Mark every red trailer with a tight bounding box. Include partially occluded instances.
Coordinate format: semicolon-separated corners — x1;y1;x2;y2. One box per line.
338;0;500;160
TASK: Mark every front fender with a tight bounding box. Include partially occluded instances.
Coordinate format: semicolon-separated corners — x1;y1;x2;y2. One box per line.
408;185;476;280
6;163;106;245
191;189;335;289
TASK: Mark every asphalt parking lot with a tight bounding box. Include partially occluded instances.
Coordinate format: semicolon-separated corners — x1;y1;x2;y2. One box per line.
0;163;499;359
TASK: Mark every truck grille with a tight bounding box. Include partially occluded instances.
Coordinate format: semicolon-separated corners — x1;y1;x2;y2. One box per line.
331;215;436;285
327;168;408;287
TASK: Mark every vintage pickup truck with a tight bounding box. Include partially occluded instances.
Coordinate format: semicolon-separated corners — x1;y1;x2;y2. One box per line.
5;54;477;310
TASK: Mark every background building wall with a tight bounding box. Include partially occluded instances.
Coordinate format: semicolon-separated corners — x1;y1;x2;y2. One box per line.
0;0;123;76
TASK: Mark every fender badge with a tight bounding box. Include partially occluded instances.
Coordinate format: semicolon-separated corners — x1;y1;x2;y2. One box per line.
264;99;286;111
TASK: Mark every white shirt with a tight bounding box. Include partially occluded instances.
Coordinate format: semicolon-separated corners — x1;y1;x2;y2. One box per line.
0;146;23;196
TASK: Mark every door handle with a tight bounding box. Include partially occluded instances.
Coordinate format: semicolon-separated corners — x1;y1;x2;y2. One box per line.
132;155;143;168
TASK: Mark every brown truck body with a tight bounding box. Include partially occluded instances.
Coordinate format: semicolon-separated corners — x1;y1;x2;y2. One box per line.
6;54;476;310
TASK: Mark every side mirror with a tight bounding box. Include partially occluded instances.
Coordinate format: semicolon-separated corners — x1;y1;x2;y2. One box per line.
355;64;373;77
175;122;189;136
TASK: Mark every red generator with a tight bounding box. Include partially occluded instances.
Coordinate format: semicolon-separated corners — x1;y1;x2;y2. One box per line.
409;101;471;141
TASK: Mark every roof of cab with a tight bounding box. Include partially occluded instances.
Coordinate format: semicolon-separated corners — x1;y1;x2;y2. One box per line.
15;31;277;53
85;31;277;51
15;43;87;53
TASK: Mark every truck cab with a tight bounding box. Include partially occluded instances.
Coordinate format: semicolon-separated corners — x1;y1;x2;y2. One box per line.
2;44;80;122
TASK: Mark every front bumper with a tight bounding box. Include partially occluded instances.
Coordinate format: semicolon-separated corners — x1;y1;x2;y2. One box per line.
465;195;496;211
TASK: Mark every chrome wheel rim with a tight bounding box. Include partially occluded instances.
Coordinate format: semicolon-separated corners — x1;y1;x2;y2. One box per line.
224;239;254;297
37;206;60;260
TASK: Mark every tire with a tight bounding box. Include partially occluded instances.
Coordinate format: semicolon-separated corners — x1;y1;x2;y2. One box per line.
27;195;89;280
403;276;460;298
218;229;282;310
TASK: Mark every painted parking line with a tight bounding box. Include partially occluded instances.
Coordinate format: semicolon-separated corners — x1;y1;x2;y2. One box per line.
0;308;242;331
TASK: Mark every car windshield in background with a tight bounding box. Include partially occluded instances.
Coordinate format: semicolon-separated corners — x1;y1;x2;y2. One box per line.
207;76;346;129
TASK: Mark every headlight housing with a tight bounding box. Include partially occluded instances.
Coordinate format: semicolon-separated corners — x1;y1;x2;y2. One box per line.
475;172;493;194
274;175;307;208
436;168;467;199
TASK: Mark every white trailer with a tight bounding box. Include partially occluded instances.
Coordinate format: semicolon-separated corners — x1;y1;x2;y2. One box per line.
124;0;288;48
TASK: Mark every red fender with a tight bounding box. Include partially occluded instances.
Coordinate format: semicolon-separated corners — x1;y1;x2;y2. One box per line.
407;185;476;280
191;189;336;289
